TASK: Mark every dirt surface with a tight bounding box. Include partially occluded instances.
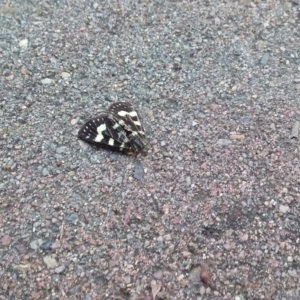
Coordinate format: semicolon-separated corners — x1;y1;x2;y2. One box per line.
1;0;300;299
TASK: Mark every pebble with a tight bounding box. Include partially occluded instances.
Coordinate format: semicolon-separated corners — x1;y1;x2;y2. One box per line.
43;255;59;268
154;270;163;280
260;53;270;64
115;177;123;184
216;139;232;146
15;244;27;254
109;153;119;161
90;154;100;163
186;176;191;187
40;235;53;250
56;146;68;154
41;78;52;84
66;213;79;224
42;168;49;176
55;264;65;273
19;39;28;49
30;239;44;250
279;204;289;213
134;161;144;180
71;118;79;125
200;286;206;295
78;140;89;149
1;235;12;246
157;236;164;245
188;267;201;283
61;72;71;79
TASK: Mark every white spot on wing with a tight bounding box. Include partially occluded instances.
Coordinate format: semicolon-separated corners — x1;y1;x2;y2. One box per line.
118;110;138;117
94;123;106;142
108;138;115;146
94;133;103;142
97;123;106;133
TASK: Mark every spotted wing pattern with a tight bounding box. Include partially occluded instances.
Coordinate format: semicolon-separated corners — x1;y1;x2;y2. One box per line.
78;102;148;153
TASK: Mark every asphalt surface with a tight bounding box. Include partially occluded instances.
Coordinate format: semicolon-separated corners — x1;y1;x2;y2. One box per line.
1;1;300;299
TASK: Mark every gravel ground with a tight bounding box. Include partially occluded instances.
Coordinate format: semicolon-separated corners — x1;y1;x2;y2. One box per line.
1;0;300;299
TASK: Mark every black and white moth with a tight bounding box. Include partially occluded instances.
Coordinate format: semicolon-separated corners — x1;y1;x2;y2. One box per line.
78;102;148;154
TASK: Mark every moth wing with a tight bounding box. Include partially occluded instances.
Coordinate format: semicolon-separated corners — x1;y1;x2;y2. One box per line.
108;102;146;140
78;113;132;151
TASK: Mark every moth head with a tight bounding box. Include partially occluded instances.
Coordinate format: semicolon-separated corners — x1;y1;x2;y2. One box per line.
128;134;148;154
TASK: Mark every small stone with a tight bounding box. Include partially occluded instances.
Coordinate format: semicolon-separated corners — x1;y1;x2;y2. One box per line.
42;168;49;176
189;267;201;283
260;53;270;65
216;139;232;146
186;176;191;187
115;177;123;184
40;235;53;250
78;140;89;149
66;213;79;224
230;134;245;140
56;146;67;154
153;270;163;280
19;39;28;49
134;161;144;180
239;233;248;242
90;154;100;163
157;236;164;245
43;255;58;268
160;141;166;146
123;276;131;284
30;239;44;250
287;256;293;262
15;244;27;254
41;78;52;84
279;204;290;213
288;269;297;277
55;264;65;273
61;72;71;79
1;235;12;246
200;286;206;295
177;274;185;281
71;118;78;125
21;66;29;75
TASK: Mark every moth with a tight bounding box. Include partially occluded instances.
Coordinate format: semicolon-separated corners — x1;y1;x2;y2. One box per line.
78;102;148;154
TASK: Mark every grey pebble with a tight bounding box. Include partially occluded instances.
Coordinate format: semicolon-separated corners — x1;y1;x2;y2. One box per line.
134;161;144;180
279;204;289;213
41;78;52;84
43;255;58;268
56;146;68;154
115;177;123;184
109;153;119;161
260;53;270;65
90;154;100;164
30;239;44;250
157;236;164;245
216;139;232;146
66;213;79;224
186;176;191;187
55;264;66;274
42;168;49;176
40;234;53;250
